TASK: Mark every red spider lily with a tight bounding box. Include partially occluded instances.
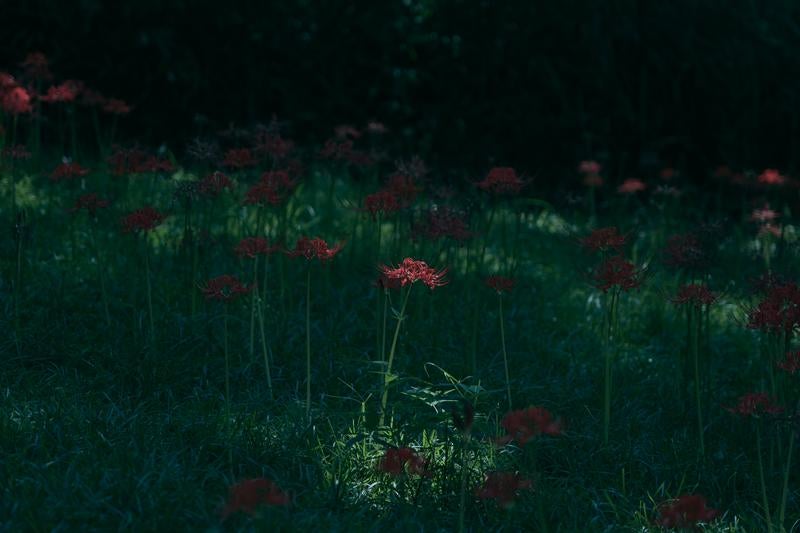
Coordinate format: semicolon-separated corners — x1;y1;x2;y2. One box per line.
221;478;290;519
40;80;83;103
362;189;401;219
2;86;32;114
379;258;448;289
617;178;646;194
578;160;601;175
662;233;708;271
107;147;173;175
725;392;783;417
198;171;234;197
234;237;280;259
255;133;294;159
496;406;563;446
102;98;132;115
50;161;89;182
136;155;174;174
70;193;109;216
758;168;786;186
201;275;253;302
260;169;297;197
287;237;343;262
20;52;52;81
121;207;167;233
2;145;32;160
747;282;800;333
485;275;515;294
778;351;800;375
412;207;473;242
654;494;719;529
377;447;430;477
243;181;282;206
592;256;643;292
671;284;718;307
223;148;257;169
385;173;422;206
579;227;627;254
751;205;779;223
474;472;532;509
477;167;525;195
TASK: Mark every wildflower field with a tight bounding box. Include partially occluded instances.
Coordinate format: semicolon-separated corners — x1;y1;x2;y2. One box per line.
2;52;800;532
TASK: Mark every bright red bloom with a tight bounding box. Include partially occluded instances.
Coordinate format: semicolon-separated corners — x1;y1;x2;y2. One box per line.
2;86;32;114
50;161;90;182
221;478;290;519
496;406;563;447
617;178;646;194
671;284;718;307
287;237;343;262
655;494;719;529
477;167;525;195
234;237;279;259
579;227;627;253
379;258;448;289
121;207;167;233
198;171;234;197
201;275;253;302
223;148;257;169
40;80;82;103
102;98;131;115
475;472;532;509
412;207;473;242
592;256;643;292
486;276;515;294
758;168;786;186
725;392;783;417
747;282;800;333
362;189;401;219
70;193;109;216
778;351;800;375
377;447;430;477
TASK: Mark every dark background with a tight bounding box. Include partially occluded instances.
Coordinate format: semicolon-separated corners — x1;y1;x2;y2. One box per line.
3;0;800;179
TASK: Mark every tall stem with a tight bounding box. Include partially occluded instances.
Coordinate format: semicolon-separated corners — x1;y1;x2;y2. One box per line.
305;268;312;421
499;294;512;411
379;285;413;426
692;305;705;457
757;424;773;533
603;290;618;446
249;256;258;359
144;240;155;344
256;290;273;398
778;419;795;532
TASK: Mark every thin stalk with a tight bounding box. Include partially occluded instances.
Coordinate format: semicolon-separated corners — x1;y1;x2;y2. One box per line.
144;241;155;344
90;224;111;327
757;424;774;533
691;305;705;457
306;268;312;422
603;290;618;446
457;432;471;533
499;294;512;411
223;308;233;469
778;419;795;532
249;256;259;359
256;288;273;399
379;285;413;426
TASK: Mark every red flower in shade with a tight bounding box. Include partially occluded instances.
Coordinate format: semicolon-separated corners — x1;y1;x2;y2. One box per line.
496;406;563;447
40;80;83;103
671;284;718;307
759;223;781;238
121;207;167;233
334;124;362;139
70;193;109;216
747;282;800;333
377;447;430;477
102;98;132;115
287;237;344;262
223;148;257;169
579;227;627;254
758;168;786;186
751;205;779;223
136;155;175;174
778;351;800;375
362;189;401;219
578;160;601;175
221;478;290;519
0;72;16;91
617;178;646;194
412;207;473;243
255;133;294;160
725;392;783;418
379;258;448;289
375;273;403;291
50;161;90;182
2;86;32;114
662;233;708;272
234;237;280;259
660;167;677;181
2;145;32;160
475;472;533;509
20;52;52;81
477;167;525;195
655;494;719;529
201;275;253;302
592;256;643;292
198;171;234;197
243;181;282;206
260;169;297;197
485;276;515;294
385;173;422;206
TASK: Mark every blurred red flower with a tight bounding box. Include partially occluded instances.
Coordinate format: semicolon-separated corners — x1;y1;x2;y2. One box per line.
40;80;83;103
362;189;401;219
70;193;109;216
496;406;563;446
102;98;132;115
412;207;473;243
221;478;290;519
579;227;627;254
485;275;515;294
379;258;448;289
662;233;708;271
758;168;786;186
201;275;253;302
477;167;525;195
592;256;643;292
2;86;32;114
671;284;718;307
377;447;430;477
50;161;89;182
725;392;783;417
287;237;343;262
778;351;800;375
223;148;257;169
747;282;800;333
121;207;167;233
20;52;52;81
655;494;719;529
198;171;234;197
475;472;532;508
617;178;646;194
234;237;280;259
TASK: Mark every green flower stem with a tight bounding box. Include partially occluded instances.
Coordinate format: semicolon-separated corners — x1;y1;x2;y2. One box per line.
757;424;773;533
691;305;705;458
778;413;795;532
499;293;512;411
603;289;619;446
306;268;312;421
379;284;413;427
256;287;273;399
144;240;155;344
